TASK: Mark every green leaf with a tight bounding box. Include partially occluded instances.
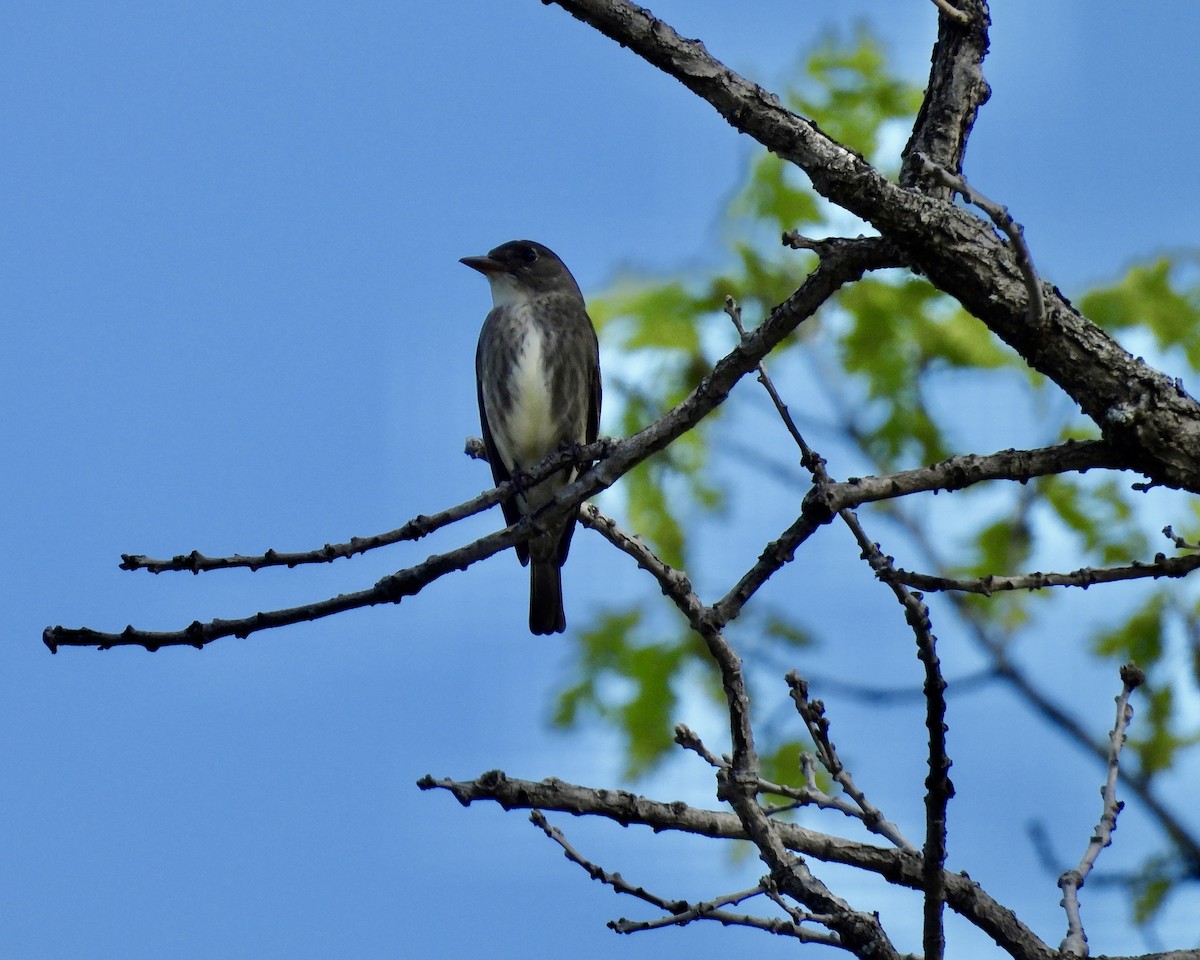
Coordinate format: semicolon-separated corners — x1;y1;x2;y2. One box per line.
1081;258;1200;362
1131;857;1175;923
788;26;923;162
758;740;818;806
1093;594;1165;665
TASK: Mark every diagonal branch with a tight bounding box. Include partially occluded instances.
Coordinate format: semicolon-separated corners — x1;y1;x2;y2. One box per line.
676;722;914;850
540;0;1200;492
784;675;916;852
529;812;840;944
727;301;952;957
118;439;613;574
913;152;1046;326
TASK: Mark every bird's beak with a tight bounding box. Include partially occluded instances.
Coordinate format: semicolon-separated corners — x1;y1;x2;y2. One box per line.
460;255;505;275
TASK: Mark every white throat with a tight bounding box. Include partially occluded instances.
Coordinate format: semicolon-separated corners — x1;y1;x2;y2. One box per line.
486;274;535;310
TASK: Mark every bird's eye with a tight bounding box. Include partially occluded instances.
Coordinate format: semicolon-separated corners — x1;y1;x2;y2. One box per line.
520;245;539;264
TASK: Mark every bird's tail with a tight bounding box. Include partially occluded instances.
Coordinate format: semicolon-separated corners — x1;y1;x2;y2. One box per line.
530;561;566;635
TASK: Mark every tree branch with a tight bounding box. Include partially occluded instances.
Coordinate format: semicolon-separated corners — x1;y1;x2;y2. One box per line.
418;770;1057;960
805;440;1126;519
675;722;914;850
912;151;1046;327
529;811;841;944
541;0;1200;492
1058;663;1145;957
838;510;954;960
117;439;613;574
902;0;990;184
895;553;1200;595
46;240;889;651
44;523;525;652
784;675;916;852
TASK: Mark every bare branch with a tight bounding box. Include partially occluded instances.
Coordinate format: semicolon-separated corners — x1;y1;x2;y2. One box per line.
837;510;954;960
44;523;525;652
1058;663;1145;957
630;488;906;960
612;905;838;944
530;812;841;943
677;722;911;846
896;553;1200;595
1163;524;1200;551
418;770;1056;960
781;231;906;268
902;0;990;188
118;438;612;574
578;504;708;626
724;294;944;949
529;810;695;915
785;674;916;851
912;151;1046;327
806;440;1125;520
673;723;727;769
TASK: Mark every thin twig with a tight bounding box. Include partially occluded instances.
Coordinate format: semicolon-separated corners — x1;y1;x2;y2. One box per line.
837;511;953;960
722;296;920;856
1163;524;1200;551
578;504;708;626
676;723;909;842
912;151;1046;326
805;440;1124;520
119;439;612;574
1058;663;1145;957
895;553;1200;595
784;674;916;851
45;523;526;652
532;817;820;943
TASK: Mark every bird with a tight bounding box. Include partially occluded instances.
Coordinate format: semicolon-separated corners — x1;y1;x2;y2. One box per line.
462;240;601;635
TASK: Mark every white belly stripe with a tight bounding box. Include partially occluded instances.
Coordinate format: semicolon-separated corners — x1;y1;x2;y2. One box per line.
503;319;557;468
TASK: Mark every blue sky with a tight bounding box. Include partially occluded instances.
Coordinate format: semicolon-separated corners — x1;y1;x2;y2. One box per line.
5;2;1200;958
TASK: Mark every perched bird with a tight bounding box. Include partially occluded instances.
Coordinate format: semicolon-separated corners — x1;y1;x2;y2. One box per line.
462;240;602;635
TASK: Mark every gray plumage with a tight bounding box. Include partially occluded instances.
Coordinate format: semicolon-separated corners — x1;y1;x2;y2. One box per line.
462;240;601;635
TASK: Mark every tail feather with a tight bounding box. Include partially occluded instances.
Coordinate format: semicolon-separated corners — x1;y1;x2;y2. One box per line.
530;561;566;635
